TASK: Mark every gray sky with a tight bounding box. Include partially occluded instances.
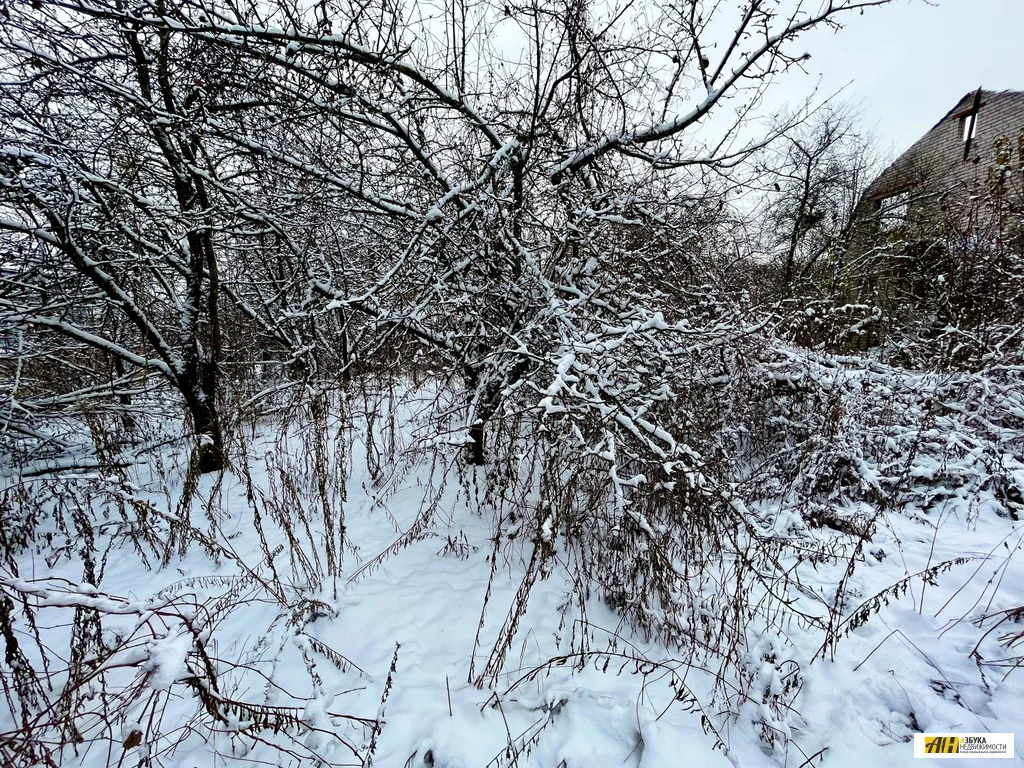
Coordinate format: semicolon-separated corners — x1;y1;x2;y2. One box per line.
790;0;1024;159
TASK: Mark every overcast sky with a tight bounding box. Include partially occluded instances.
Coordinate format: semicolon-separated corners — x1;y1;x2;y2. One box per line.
786;0;1024;159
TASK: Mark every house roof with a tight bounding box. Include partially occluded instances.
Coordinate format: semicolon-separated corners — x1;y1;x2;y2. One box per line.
929;90;979;131
863;88;1024;202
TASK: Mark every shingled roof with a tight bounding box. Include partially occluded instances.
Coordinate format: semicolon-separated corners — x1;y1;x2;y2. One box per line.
864;89;1024;202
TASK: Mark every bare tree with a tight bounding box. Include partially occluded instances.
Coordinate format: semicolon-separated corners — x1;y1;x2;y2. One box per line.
2;0;902;465
758;104;876;287
0;5;325;470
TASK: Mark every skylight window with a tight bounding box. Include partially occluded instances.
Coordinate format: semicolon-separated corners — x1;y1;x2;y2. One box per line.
962;114;978;142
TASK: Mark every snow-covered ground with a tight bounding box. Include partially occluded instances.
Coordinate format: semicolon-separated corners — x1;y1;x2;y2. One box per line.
2;382;1022;768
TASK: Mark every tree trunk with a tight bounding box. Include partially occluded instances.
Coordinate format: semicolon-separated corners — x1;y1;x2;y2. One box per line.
187;360;224;473
468;419;486;465
465;375;503;466
111;355;135;432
